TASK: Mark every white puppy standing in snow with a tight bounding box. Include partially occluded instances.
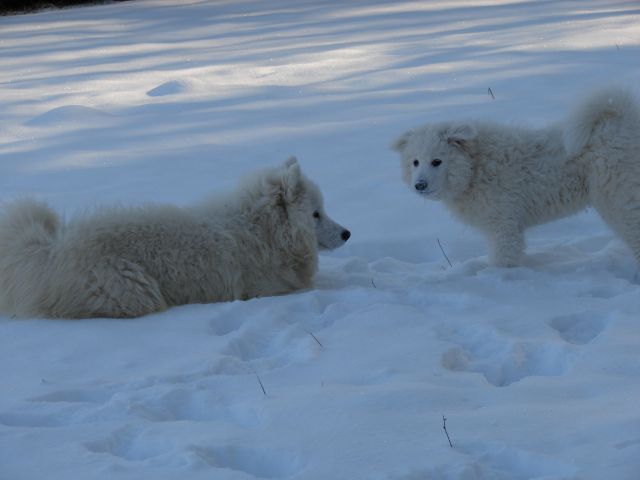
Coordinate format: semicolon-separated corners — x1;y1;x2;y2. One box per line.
0;157;350;318
392;87;640;267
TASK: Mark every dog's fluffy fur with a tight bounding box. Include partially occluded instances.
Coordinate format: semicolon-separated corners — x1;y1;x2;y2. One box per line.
392;87;640;267
0;157;350;318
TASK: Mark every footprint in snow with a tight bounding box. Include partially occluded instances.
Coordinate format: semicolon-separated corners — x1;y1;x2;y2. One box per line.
86;425;173;462
0;378;263;429
577;284;621;299
458;441;577;480
0;385;119;428
127;387;265;427
381;441;576;480
0;409;68;428
209;313;245;336
87;433;305;476
208;289;380;376
440;329;568;387
27;386;117;404
186;445;304;479
219;319;319;373
615;438;640;450
549;312;609;345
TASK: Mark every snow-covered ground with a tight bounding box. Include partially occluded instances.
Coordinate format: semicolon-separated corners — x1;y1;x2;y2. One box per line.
1;1;640;478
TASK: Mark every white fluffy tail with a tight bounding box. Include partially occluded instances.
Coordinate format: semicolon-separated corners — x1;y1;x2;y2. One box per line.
0;199;59;316
563;87;640;157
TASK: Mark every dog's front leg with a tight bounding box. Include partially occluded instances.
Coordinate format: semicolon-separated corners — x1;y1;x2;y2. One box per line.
485;220;525;267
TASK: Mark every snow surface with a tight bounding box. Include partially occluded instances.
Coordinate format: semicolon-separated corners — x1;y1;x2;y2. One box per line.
1;1;640;479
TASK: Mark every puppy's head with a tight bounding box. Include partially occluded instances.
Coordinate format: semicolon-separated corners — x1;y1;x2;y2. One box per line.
392;122;476;201
265;157;350;250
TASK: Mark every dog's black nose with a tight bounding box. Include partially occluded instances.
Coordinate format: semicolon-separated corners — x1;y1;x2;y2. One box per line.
415;181;428;191
341;230;351;241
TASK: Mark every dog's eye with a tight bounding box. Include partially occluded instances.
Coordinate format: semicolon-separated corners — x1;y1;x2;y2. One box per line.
313;211;320;219
431;159;442;167
412;159;419;167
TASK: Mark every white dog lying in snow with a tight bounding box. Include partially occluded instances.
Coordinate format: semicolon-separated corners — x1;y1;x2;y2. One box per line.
392;87;640;267
0;157;350;318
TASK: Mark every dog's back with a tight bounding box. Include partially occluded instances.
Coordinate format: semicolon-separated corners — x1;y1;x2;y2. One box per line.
66;205;243;306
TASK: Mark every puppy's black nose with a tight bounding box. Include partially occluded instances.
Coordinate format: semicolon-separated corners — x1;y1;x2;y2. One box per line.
341;230;351;241
414;181;428;191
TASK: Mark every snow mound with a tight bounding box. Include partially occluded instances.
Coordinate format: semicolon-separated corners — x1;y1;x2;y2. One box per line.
25;105;114;127
147;80;189;97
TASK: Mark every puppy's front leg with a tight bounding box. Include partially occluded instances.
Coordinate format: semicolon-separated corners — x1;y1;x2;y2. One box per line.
486;221;525;267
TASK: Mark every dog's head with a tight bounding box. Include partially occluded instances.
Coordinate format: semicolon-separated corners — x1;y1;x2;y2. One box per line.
391;122;476;201
265;157;350;250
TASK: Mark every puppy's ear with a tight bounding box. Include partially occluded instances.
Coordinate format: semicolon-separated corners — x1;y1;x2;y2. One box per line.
391;130;413;152
446;123;476;148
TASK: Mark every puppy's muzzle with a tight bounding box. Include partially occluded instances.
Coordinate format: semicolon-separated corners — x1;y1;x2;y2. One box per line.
341;229;351;242
414;181;428;192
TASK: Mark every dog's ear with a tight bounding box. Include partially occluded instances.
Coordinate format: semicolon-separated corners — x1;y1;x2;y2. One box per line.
283;155;298;168
391;130;413;152
271;157;302;206
282;159;302;195
446;123;476;148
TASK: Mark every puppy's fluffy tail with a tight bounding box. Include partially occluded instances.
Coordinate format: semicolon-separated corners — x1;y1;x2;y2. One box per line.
563;87;640;157
0;199;59;316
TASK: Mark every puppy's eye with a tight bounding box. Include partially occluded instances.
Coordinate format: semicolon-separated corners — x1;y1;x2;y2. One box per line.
412;159;419;167
431;159;442;167
313;211;320;219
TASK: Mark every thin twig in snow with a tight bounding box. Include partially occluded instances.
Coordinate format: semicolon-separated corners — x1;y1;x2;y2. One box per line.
256;374;267;396
488;87;495;100
437;238;453;268
307;330;324;349
443;415;453;448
